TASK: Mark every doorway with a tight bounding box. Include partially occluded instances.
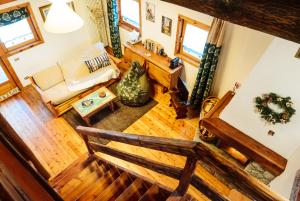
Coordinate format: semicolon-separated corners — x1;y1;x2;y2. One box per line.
0;57;19;100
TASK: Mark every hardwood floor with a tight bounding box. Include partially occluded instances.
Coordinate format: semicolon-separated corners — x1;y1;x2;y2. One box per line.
0;85;230;200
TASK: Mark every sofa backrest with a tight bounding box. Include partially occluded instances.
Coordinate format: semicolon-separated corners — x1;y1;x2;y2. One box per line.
81;42;106;61
59;42;108;82
33;64;64;91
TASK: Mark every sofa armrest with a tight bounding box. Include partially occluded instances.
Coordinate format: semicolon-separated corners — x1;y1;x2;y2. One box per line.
108;54;122;65
24;76;44;95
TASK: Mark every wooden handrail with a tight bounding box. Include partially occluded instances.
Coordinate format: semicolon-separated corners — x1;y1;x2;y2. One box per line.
88;141;228;201
76;126;285;201
195;142;286;201
77;126;226;200
89;142;183;179
77;126;197;156
201;118;287;176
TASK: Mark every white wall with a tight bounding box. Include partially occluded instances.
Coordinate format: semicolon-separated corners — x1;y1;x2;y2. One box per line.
0;0;100;87
212;23;274;97
111;0;274;96
220;37;300;199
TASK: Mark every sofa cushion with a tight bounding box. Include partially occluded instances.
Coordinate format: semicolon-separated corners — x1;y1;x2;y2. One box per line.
84;53;111;73
66;63;120;91
81;42;106;61
41;81;84;105
33;65;64;91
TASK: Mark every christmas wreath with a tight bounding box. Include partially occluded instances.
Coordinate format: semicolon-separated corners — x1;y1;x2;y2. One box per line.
255;93;296;124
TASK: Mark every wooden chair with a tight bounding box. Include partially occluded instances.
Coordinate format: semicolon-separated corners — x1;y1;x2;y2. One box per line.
169;78;189;119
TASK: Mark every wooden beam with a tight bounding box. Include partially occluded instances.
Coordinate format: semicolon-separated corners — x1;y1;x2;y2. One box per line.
174;156;197;196
161;0;300;44
191;175;229;201
201;118;287;176
195;142;286;201
77;126;197;156
89;142;183;179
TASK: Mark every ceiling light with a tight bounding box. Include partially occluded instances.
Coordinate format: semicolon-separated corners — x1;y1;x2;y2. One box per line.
44;1;84;34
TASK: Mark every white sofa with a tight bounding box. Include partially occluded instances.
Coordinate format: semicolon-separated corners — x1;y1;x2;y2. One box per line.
27;43;120;116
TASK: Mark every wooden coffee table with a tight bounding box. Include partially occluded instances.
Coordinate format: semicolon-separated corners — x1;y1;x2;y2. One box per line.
72;87;117;126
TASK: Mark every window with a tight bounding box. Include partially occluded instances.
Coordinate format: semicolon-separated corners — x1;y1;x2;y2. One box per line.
0;3;43;56
118;0;141;32
0;65;8;84
175;15;210;67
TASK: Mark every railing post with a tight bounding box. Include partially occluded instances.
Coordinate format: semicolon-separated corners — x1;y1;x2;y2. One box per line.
174;156;197;196
81;135;94;155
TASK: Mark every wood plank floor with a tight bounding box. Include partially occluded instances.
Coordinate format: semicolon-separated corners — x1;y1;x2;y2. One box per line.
0;85;230;200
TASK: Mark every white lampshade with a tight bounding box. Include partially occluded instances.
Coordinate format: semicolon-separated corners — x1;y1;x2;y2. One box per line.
48;0;73;2
44;1;84;34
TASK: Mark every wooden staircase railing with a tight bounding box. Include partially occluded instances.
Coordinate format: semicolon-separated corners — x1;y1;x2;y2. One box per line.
76;126;285;201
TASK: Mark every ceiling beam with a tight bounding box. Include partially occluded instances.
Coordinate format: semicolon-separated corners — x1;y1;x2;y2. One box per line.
161;0;300;44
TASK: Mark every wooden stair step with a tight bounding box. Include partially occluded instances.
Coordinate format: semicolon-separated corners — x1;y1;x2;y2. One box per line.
138;184;170;201
93;172;134;201
115;178;149;201
62;162;111;200
57;159;108;197
50;154;96;187
76;166;121;201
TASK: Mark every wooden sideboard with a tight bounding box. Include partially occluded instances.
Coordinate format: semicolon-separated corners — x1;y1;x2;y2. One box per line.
124;43;183;91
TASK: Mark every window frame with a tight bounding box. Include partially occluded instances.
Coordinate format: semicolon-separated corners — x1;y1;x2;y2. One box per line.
175;15;210;67
0;0;17;5
0;3;44;56
117;0;142;33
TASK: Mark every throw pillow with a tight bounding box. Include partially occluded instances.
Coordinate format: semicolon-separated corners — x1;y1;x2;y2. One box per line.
84;53;111;73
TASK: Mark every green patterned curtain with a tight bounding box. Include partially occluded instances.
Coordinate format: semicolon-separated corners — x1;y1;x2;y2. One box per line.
190;18;226;109
107;0;122;58
0;8;29;27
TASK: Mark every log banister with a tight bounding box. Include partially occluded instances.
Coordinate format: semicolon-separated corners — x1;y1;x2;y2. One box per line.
89;142;183;179
88;141;228;201
76;126;285;201
77;126;197;157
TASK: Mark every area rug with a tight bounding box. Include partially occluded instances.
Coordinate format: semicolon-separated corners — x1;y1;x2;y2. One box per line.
63;83;157;144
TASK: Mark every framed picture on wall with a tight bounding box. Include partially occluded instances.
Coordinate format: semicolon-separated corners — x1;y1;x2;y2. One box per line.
39;2;75;22
146;2;155;23
161;16;172;36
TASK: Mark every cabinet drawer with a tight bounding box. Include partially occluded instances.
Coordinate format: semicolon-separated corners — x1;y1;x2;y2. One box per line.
124;48;145;66
148;62;170;88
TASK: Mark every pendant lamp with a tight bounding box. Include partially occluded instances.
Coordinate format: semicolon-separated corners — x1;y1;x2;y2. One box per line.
44;0;84;34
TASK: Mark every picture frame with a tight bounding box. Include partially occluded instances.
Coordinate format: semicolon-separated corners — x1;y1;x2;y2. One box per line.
146;2;155;23
39;2;75;22
161;16;172;36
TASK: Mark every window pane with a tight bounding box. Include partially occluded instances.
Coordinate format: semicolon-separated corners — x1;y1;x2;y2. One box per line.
183;24;208;59
121;0;140;28
0;19;34;48
0;65;8;84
